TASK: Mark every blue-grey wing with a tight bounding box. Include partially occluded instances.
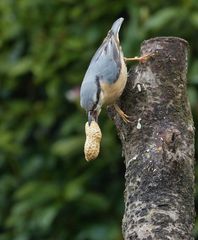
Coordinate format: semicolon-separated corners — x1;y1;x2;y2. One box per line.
88;34;121;84
80;33;121;111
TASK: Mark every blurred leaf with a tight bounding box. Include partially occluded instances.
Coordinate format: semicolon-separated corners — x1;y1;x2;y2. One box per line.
76;223;122;240
64;178;85;201
189;60;198;84
51;136;84;157
35;204;60;230
8;58;32;76
144;8;178;31
15;181;59;201
82;192;109;210
188;87;198;107
190;12;198;27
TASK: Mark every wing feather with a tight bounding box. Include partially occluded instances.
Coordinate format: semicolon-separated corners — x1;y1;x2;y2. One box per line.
80;32;122;111
88;33;121;84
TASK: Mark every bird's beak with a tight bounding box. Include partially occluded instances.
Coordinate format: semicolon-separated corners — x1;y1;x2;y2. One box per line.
88;111;94;126
88;110;98;126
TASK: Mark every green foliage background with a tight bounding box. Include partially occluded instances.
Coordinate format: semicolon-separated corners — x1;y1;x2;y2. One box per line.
0;0;198;239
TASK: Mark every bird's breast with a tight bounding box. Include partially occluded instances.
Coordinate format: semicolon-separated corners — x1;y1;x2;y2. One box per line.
100;59;127;105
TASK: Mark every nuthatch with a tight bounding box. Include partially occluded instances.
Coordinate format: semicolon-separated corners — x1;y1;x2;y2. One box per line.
80;17;150;125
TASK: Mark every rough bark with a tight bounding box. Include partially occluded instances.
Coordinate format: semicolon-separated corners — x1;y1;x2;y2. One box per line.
109;37;195;240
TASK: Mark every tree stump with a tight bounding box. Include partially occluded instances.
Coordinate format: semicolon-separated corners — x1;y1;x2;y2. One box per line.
109;37;195;240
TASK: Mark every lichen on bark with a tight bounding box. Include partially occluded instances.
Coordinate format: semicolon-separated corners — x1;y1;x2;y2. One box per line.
109;37;195;240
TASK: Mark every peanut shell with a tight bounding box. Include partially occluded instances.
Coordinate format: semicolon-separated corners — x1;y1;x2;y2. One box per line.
84;121;102;161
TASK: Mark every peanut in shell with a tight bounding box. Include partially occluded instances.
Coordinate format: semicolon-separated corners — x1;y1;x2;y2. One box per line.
84;121;102;161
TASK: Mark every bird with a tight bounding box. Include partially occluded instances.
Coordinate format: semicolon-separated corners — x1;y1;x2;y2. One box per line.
80;17;150;125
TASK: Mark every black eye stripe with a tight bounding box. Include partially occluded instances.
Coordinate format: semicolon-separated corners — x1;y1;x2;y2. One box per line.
95;76;101;105
91;75;101;111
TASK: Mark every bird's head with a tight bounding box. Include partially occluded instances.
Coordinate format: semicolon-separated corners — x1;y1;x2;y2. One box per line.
80;77;102;126
88;108;100;125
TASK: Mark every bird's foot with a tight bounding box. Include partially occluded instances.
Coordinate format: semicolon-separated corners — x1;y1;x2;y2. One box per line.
113;104;131;123
124;53;154;63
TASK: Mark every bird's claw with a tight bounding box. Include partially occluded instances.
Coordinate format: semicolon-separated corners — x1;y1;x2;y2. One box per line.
124;53;154;63
113;104;132;123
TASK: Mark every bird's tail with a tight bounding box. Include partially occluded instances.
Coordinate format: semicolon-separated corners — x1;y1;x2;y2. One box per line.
111;17;124;36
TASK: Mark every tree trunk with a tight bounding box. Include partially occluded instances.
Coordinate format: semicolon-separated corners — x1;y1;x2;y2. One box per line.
109;37;195;240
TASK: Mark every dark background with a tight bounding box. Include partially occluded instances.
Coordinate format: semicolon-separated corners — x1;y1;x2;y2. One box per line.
0;0;198;239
